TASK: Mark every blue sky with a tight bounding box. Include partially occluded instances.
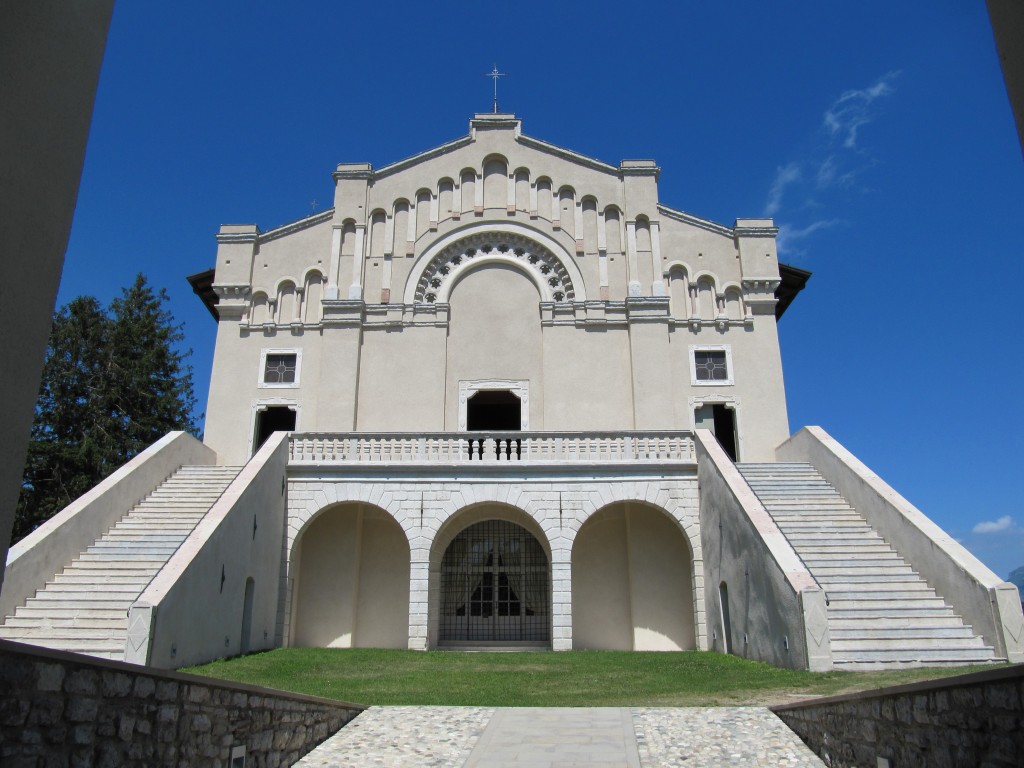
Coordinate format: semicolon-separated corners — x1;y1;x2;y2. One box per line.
61;2;1023;578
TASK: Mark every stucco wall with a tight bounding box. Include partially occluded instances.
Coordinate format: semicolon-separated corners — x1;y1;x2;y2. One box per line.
696;430;832;671
1;432;215;621
127;432;290;668
291;504;410;648
572;503;695;650
777;426;1024;664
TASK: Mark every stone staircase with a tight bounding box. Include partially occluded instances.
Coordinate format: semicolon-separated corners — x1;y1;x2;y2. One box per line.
735;462;1001;669
0;465;241;660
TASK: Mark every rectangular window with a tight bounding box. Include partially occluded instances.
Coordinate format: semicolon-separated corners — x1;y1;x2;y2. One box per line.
690;345;733;386
694;350;728;381
259;349;301;388
264;354;297;384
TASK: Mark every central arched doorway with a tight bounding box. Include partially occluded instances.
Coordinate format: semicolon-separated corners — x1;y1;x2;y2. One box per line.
439;519;550;644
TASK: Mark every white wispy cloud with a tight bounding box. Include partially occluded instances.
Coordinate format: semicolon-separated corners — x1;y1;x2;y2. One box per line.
972;516;1014;535
823;71;900;149
776;219;842;255
764;163;801;218
765;72;899;255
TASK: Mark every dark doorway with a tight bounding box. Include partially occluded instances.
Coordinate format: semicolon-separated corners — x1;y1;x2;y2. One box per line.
254;406;296;453
467;390;521;431
466;391;521;459
695;404;738;461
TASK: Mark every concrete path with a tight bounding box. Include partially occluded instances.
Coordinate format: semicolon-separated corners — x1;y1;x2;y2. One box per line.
294;706;825;767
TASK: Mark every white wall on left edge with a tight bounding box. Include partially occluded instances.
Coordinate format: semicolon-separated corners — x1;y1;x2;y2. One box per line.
131;432;289;668
0;1;114;596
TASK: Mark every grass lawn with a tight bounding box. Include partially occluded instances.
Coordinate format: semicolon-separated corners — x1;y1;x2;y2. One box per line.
180;648;987;707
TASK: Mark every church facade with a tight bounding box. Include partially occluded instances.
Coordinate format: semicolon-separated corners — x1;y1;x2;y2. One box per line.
3;114;1022;671
202;112;796;655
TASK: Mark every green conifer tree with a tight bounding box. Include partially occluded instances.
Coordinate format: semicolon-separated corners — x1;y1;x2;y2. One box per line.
13;276;199;542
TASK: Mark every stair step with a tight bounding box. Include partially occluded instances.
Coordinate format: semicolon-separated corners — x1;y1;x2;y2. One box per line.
830;627;977;639
830;636;990;651
0;626;130;641
832;648;997;663
10;607;133;621
24;599;132;610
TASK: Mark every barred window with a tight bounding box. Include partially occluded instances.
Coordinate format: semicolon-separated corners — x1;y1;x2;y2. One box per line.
694;350;728;382
264;353;297;384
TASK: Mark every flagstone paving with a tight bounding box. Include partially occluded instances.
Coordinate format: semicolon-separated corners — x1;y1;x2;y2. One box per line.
294;705;825;767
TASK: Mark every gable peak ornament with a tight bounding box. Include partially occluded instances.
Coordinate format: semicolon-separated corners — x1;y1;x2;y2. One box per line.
485;64;506;114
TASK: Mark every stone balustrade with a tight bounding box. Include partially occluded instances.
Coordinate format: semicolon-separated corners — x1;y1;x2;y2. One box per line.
288;431;695;465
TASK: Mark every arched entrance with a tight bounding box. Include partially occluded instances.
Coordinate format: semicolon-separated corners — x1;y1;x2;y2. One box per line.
439;519;550;644
291;504;410;648
572;502;696;651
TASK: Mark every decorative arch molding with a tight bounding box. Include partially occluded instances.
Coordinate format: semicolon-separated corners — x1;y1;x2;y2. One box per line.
428;501;553;569
402;221;587;304
563;491;702;565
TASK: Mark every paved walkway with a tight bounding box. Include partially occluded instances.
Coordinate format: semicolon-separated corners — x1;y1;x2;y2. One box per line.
294;706;825;767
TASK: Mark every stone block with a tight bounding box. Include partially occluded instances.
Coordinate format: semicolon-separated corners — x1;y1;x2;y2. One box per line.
66;697;97;723
188;685;211;704
155;680;178;701
132;676;155;699
101;671;132;698
65;670;98;695
36;664;65;693
70;723;94;745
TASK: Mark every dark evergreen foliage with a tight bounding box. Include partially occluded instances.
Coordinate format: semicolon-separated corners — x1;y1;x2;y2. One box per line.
13;275;199;543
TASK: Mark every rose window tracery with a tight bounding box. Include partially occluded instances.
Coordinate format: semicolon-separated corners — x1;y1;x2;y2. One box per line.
414;233;575;304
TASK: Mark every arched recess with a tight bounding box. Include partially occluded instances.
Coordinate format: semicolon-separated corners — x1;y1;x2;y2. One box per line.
429;503;552;647
277;280;298;324
482;156;508;209
572;501;696;651
302;269;324;324
249;292;271;325
668;265;691;319
290;503;410;649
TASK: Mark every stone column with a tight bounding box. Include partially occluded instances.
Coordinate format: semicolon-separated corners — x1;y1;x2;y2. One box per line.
551;551;573;651
626;220;641;296
327;224;343;299
348;224;365;299
650;220;665;295
405;201;417;254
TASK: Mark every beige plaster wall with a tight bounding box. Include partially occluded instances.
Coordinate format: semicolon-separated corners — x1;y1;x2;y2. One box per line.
572;503;695;651
291;505;410;649
444;265;544;430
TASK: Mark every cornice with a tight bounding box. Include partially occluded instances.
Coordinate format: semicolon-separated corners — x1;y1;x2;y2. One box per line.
372;136;475;179
259;209;335;243
734;225;779;238
656;205;734;238
515;134;620;175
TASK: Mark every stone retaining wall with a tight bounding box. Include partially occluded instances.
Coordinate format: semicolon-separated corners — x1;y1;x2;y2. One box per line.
772;664;1023;767
0;639;364;767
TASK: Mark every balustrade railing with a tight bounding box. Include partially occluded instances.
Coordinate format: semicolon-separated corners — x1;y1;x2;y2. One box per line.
288;431;694;464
